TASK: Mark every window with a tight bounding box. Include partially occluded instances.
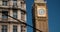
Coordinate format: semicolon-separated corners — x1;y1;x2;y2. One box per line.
13;0;17;1
3;1;7;6
44;0;46;1
21;25;26;32
13;25;17;32
21;11;25;21
13;10;17;18
2;11;8;19
21;2;25;8
13;0;17;6
2;25;7;32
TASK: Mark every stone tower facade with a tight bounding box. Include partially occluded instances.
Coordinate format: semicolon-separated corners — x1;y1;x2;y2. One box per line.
0;0;26;32
32;0;48;32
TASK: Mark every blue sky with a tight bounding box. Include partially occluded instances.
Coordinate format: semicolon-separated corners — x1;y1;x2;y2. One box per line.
26;0;60;32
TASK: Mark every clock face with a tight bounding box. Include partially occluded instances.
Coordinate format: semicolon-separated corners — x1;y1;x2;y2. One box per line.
39;9;45;15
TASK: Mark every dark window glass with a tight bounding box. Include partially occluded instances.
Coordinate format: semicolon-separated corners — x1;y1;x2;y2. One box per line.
21;11;25;21
13;0;17;1
3;1;7;6
44;0;46;1
2;11;8;19
13;25;17;32
21;25;26;32
13;0;17;6
2;25;7;32
13;10;17;18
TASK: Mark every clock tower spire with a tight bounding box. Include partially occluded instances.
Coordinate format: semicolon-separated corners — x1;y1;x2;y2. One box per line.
32;0;48;32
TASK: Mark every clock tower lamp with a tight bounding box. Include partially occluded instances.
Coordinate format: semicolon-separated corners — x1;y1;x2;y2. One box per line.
32;0;48;32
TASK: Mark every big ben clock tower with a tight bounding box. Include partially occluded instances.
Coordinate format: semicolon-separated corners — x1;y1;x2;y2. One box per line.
32;0;48;32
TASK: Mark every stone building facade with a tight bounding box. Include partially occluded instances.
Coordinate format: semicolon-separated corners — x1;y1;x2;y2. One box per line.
0;0;26;32
32;0;48;32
